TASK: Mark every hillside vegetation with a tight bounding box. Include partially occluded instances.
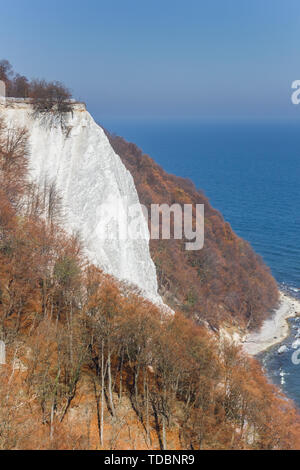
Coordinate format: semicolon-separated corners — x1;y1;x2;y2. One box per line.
107;132;279;331
0;103;299;449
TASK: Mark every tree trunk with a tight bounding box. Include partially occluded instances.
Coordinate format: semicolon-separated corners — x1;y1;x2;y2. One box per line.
100;340;105;446
162;414;167;450
107;348;115;416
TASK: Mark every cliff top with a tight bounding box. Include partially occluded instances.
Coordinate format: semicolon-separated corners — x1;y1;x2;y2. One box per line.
0;97;86;111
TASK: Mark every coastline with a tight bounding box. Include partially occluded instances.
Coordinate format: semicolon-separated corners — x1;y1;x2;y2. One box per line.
242;291;300;356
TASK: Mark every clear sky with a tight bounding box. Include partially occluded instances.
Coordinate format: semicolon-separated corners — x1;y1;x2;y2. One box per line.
0;0;300;119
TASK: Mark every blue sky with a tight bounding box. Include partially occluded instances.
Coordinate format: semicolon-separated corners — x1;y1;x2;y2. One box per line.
0;0;300;119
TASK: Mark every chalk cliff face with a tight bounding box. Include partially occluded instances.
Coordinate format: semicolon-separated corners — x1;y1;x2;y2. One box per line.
0;99;161;304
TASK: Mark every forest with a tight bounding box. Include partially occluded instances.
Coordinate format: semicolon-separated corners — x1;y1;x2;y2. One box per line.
0;78;300;449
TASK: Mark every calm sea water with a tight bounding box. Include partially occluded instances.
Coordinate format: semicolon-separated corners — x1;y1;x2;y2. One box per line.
102;117;300;406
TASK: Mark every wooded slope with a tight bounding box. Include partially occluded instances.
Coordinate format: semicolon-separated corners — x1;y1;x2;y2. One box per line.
107;132;278;330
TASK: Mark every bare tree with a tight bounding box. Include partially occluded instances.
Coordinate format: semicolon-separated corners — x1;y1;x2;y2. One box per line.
30;80;74;131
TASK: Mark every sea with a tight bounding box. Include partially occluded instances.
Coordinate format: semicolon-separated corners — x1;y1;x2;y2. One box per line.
101;116;300;407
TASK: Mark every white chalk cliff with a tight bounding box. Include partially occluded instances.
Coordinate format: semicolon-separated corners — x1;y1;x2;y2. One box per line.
0;99;162;304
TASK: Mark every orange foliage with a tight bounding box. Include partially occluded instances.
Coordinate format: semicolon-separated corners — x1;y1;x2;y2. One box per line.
0;105;299;451
107;132;279;330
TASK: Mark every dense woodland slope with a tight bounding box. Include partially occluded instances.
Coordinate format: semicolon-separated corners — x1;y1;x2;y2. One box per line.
107;132;278;330
0;110;299;451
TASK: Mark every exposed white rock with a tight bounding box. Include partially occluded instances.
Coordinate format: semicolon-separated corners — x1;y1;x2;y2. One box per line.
219;328;241;347
278;345;288;354
292;338;300;349
295;329;300;338
0;99;163;305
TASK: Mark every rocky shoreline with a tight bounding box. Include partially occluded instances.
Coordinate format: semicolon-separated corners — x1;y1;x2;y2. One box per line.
243;291;300;356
